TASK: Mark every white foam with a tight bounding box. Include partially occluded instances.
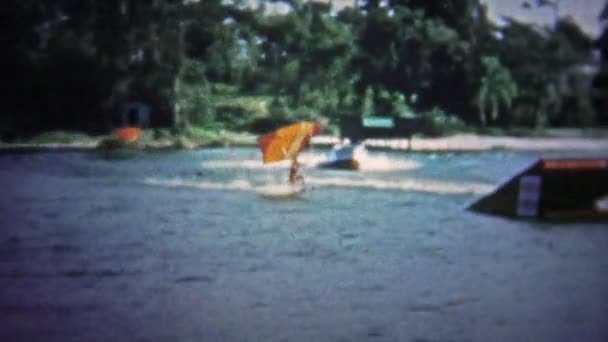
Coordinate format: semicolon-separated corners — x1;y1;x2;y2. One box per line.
355;153;421;172
144;178;256;192
143;175;492;195
202;152;420;173
257;183;304;198
304;176;492;195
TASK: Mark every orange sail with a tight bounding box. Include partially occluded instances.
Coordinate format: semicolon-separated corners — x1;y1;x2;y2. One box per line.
114;127;142;143
257;121;321;164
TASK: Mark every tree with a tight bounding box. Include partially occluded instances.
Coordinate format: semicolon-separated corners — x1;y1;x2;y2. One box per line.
497;14;594;128
592;0;608;125
255;1;356;116
476;56;518;126
3;0;603;136
351;1;492;121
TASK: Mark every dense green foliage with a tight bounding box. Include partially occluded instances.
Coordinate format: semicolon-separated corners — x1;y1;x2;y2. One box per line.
593;1;608;125
476;56;518;126
2;0;605;140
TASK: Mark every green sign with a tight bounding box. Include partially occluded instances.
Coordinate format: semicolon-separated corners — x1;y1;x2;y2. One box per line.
362;117;395;128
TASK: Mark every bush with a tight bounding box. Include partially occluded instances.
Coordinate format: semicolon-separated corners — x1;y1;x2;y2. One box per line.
213;95;271;130
96;137;128;150
291;106;323;122
268;97;296;123
248;117;288;134
422;107;467;136
178;83;215;128
300;86;340;115
211;83;239;95
151;128;175;140
28;131;94;144
377;90;415;118
183;126;256;146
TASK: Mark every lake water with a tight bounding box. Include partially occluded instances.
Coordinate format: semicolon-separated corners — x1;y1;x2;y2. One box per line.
1;147;607;341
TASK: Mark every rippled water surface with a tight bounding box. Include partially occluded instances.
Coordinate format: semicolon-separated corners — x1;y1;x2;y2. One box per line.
1;147;607;341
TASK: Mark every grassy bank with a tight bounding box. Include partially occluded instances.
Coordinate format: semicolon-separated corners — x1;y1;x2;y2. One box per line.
1;126;607;153
0;128;260;151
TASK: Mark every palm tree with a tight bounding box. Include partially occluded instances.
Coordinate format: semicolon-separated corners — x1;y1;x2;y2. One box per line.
476;56;518;126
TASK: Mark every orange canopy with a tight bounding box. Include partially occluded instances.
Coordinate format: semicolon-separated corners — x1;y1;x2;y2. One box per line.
257;121;321;164
114;127;142;143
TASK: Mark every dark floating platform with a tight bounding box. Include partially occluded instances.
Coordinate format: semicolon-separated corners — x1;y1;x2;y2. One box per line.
468;158;608;221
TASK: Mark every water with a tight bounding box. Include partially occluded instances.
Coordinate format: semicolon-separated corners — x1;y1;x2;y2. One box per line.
1;148;607;341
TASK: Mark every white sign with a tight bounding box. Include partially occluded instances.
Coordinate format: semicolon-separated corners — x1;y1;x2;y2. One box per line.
517;175;542;217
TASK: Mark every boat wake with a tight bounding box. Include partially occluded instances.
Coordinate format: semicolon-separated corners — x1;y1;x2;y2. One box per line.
202;152;421;172
304;176;492;195
350;153;421;172
143;175;491;195
144;151;491;196
143;177;256;192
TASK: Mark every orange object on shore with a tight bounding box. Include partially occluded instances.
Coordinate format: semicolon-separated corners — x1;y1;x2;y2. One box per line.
114;127;142;143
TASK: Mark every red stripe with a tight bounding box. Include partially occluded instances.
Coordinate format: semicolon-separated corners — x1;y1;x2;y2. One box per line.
542;159;608;170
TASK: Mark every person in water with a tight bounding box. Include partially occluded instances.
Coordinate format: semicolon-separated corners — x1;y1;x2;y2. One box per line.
289;159;304;185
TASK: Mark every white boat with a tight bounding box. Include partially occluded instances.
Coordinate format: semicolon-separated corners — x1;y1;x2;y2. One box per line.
318;140;367;170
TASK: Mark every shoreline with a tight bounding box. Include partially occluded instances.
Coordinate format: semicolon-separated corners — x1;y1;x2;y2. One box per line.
363;134;608;152
1;134;607;153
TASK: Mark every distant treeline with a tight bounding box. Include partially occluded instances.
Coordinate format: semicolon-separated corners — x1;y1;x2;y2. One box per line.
3;0;608;139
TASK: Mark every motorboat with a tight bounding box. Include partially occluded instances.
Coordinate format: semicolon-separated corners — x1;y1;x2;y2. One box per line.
317;140;367;170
